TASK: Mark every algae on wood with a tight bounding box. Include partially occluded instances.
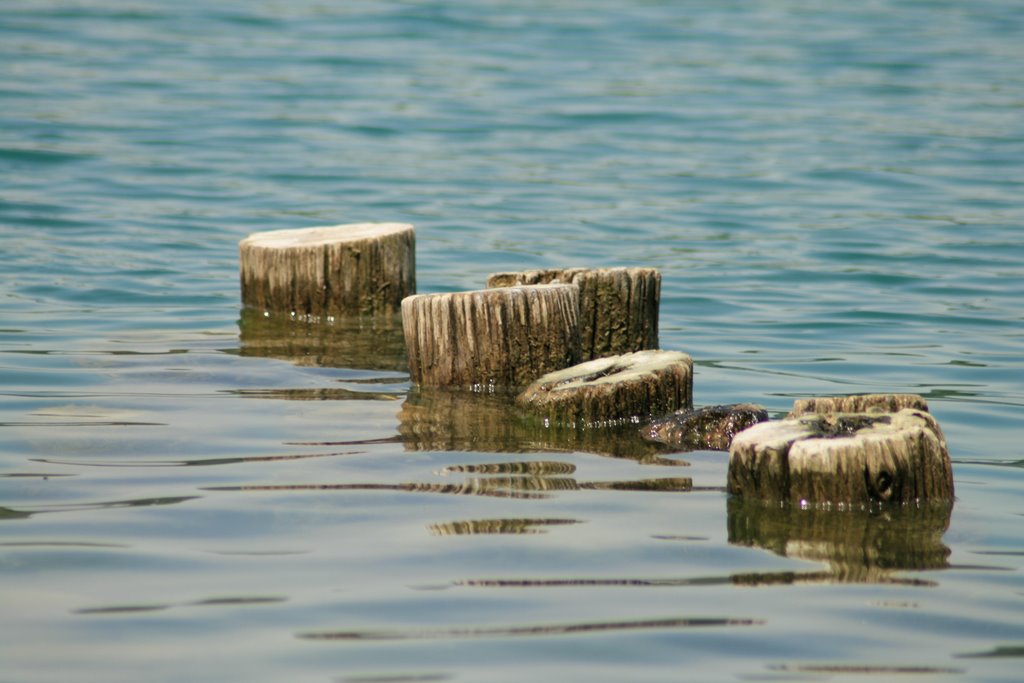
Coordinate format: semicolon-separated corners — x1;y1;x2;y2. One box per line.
401;284;580;389
788;393;929;418
517;350;693;428
240;223;415;318
487;267;659;359
644;403;769;452
728;409;953;505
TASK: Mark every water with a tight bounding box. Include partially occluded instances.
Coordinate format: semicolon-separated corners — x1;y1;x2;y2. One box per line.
2;0;1023;680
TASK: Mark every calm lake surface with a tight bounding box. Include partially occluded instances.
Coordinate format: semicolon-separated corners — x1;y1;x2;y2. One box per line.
2;1;1023;681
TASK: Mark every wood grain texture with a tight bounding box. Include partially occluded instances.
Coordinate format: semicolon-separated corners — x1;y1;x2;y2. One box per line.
728;409;954;505
788;393;929;418
517;349;693;428
401;284;580;389
240;223;415;317
487;267;659;359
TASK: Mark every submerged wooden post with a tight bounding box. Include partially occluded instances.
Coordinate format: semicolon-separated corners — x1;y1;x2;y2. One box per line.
401;284;580;389
239;223;415;318
727;409;954;505
487;267;660;359
644;403;769;452
517;350;692;428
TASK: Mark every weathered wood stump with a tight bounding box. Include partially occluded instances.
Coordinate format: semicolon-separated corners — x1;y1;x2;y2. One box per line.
517;350;693;428
487;267;659;359
644;403;769;452
239;223;415;318
401;284;580;389
788;393;929;418
728;409;953;505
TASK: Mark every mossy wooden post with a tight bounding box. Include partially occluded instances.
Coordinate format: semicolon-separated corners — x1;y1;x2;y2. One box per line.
644;403;769;452
727;409;954;505
788;393;929;418
517;350;692;428
401;284;580;389
239;223;415;318
487;267;660;360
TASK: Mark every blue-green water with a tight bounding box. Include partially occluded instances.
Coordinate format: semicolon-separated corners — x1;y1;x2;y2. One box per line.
2;1;1023;681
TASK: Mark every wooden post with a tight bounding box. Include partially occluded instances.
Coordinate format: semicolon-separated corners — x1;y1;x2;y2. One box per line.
727;408;954;505
517;350;692;428
644;403;769;452
401;284;580;389
239;223;415;318
487;267;659;359
788;393;929;418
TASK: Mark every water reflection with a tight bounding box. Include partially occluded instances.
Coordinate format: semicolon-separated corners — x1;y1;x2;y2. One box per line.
0;496;199;519
75;596;286;615
237;309;407;372
399;387;684;464
299;616;762;641
428;518;581;535
205;477;694;500
727;498;952;583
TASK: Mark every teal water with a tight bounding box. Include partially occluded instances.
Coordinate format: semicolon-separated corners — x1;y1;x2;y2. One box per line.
2;1;1023;681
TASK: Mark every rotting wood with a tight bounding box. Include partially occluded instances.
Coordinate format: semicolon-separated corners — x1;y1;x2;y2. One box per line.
727;408;953;505
644;403;769;452
517;350;693;428
487;267;659;359
788;393;929;418
239;223;415;318
401;284;580;389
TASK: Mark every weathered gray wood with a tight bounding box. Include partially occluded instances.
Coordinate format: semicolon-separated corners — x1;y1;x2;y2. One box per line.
728;409;954;505
517;350;693;428
401;284;580;389
644;403;769;452
487;267;659;359
239;223;415;318
788;393;928;418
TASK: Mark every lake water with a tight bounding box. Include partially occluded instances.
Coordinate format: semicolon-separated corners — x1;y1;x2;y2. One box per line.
2;1;1023;681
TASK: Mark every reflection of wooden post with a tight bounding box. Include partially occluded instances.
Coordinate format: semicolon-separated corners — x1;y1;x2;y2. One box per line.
237;308;407;371
401;285;580;389
239;223;415;318
398;387;679;462
487;267;659;359
728;409;953;505
727;497;951;583
517;350;692;428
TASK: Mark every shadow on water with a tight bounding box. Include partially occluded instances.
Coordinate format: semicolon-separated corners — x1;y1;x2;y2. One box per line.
236;309;408;372
727;497;953;584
